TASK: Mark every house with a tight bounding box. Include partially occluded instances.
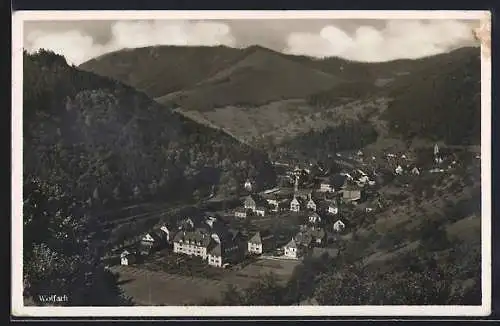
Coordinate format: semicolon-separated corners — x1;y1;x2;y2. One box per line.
411;167;420;176
307;212;322;225
326;201;339;215
173;229;213;259
266;198;280;212
290;196;301;212
284;238;301;259
333;219;346;232
139;232;160;254
244;195;257;211
120;250;136;266
319;180;335;193
342;185;362;202
395;165;403;175
207;232;243;268
234;208;247;219
255;206;266;217
247;230;275;255
244;179;254;192
159;224;173;243
306;195;317;211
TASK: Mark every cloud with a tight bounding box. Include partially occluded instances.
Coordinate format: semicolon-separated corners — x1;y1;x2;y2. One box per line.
284;20;477;62
25;20;236;65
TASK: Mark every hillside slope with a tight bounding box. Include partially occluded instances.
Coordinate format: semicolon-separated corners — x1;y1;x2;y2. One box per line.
80;45;481;149
24;50;276;213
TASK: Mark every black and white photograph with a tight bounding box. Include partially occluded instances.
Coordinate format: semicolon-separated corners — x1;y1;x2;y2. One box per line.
11;10;491;317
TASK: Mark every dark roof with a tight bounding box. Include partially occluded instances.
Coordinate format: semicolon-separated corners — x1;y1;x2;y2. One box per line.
209;243;222;256
173;229;213;247
234;207;247;213
255;206;266;211
248;230;273;244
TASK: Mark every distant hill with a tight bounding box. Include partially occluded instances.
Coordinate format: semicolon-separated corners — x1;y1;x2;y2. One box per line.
24;49;276;212
80;45;481;149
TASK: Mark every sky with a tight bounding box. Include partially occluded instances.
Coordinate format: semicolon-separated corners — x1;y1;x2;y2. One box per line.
23;19;480;65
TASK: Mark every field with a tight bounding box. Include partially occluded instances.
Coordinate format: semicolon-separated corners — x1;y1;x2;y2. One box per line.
112;256;301;305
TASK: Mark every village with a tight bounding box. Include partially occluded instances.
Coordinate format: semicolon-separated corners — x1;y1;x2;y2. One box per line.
107;143;480;304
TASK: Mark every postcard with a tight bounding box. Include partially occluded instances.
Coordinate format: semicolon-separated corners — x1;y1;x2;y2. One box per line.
12;10;491;318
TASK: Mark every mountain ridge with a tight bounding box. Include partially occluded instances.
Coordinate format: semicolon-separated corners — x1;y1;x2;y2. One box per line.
79;45;481;150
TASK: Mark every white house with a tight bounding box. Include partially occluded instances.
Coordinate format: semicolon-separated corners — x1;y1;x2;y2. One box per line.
411;167;420;175
247;231;274;255
244;179;253;192
234;208;247;219
308;212;322;224
120;250;135;266
333;220;346;232
290;196;301;212
395;165;403;175
255;206;266;217
207;244;223;267
266;199;279;212
319;182;335;193
306;196;317;211
244;195;257;211
173;230;212;260
284;238;300;259
327;203;339;215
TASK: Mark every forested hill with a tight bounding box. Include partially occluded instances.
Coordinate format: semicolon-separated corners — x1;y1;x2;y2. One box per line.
23;49;276;211
81;45;481;148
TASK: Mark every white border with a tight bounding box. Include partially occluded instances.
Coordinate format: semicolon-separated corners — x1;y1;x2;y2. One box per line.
11;10;492;318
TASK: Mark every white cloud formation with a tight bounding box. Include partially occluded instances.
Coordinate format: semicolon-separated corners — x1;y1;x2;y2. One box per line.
25;20;236;65
284;20;477;61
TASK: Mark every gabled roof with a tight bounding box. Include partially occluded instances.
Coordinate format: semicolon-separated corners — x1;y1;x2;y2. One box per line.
334;219;345;226
307;197;316;205
141;233;155;242
209;243;222;256
285;238;297;249
245;195;256;205
248;231;263;245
